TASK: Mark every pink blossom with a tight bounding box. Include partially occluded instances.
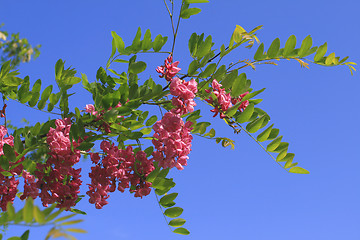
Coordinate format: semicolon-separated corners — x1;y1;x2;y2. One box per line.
152;112;193;170
205;80;233;119
87;142;154;209
0;125;24;211
156;55;181;81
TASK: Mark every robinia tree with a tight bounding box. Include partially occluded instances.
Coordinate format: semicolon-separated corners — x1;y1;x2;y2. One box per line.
0;0;356;239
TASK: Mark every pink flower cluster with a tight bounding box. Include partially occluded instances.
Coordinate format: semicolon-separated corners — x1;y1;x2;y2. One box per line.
85;103;123;133
205;80;249;119
87;142;154;209
21;118;82;210
170;78;198;115
0;126;24;211
156;55;181;81
152;112;193;170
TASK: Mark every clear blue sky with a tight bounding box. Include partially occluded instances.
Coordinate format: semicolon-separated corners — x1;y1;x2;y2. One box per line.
1;0;360;239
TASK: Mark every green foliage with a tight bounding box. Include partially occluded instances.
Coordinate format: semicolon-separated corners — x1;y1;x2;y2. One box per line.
0;199;86;240
0;0;356;238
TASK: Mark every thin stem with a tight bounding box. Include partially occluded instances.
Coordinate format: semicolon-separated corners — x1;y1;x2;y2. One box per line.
14;99;62;116
163;0;175;35
233;121;287;171
171;1;184;55
154;191;172;231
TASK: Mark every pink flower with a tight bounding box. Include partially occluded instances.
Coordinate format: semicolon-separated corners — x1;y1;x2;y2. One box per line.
87;142;154;209
156;55;181;81
231;92;250;112
0;125;24;211
152;112;193;170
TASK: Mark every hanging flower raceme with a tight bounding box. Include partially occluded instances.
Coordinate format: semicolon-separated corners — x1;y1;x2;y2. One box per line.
87;142;154;209
170;78;198;115
0;125;24;211
156;55;181;81
205;80;233;119
21;118;82;210
205;80;249;119
152;112;193;170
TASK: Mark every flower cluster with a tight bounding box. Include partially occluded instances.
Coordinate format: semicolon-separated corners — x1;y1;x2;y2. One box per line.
170;78;198;115
152;112;193;170
87;142;154;209
21;118;82;210
156;55;181;81
0;126;24;211
205;80;249;119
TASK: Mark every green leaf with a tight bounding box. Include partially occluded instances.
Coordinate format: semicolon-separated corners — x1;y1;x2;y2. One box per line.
325;52;336;65
169;218;186;227
225;102;241;117
185;0;208;3
23;198;34;223
298;35;312;58
212;65;227;82
173;227;190;235
273;142;289;153
46;209;64;222
267;38;280;58
33;206;45;224
283;35;296;57
314;43;327;62
241;88;265;101
59;219;83;226
196;35;212;58
257;124;274;142
276;149;288;162
145;115;158;126
111;31;125;54
164;207;183;218
153;35;168;52
66;228;87;233
221;70;238;89
188;60;199;75
129;61;147;74
130;27;142;52
289;166;309;174
146;168;160;183
231;73;247;97
142;29;152;51
236;103;254;123
53;213;76;223
268;128;279;140
3;144;16;162
28;79;41;107
246;115;266;133
20;230;30;240
254;43;265;60
70;209;87;215
6;202;15;221
280;153;295;163
55;59;64;81
266;136;283;152
160;193;178;206
7;237;21;240
199;63;217;78
180;8;201;19
76;142;94;151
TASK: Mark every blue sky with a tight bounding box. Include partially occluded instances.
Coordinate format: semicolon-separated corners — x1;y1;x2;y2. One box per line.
1;0;360;239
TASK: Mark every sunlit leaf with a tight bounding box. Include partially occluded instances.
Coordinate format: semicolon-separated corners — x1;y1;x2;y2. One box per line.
289;166;309;174
164;207;183;218
173;227;190;235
